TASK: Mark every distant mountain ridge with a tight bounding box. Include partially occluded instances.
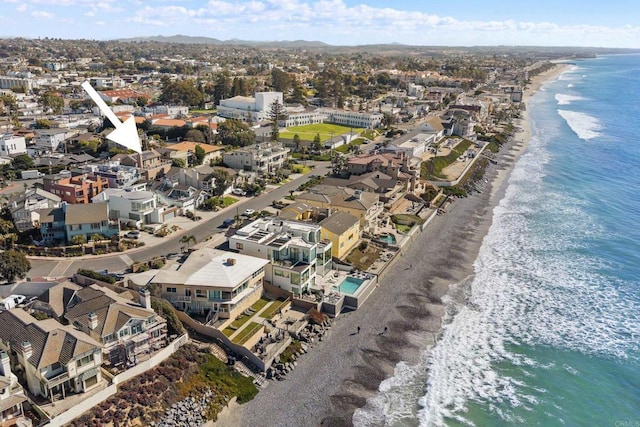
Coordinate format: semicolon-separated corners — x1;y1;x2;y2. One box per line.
116;34;330;48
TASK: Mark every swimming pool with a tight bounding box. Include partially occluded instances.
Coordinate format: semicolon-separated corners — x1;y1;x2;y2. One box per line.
336;276;365;295
378;233;397;244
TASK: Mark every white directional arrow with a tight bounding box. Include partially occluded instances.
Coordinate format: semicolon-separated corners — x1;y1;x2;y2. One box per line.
81;81;142;153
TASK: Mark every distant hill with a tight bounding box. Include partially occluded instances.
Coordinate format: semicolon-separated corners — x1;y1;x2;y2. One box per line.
116;34;330;48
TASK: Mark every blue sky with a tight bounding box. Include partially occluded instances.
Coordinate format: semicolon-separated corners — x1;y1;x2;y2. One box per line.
1;0;639;48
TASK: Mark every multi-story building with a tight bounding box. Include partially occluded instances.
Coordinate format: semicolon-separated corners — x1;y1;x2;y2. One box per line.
82;161;140;188
317;108;383;128
8;188;61;232
319;211;361;260
151;248;269;321
63;285;167;366
296;185;384;234
278;110;326;127
0;309;104;403
38;202;119;244
217;91;283;123
221;142;289;174
92;187;171;227
229;218;333;296
43;171;109;204
0;349;27;424
34;128;75;153
0;134;26;156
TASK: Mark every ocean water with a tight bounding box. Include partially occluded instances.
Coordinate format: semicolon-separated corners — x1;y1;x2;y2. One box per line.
354;55;640;426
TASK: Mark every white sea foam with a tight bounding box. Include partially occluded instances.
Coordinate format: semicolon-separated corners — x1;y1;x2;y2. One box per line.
415;136;640;426
557;110;602;140
567;84;574;88
555;94;586;105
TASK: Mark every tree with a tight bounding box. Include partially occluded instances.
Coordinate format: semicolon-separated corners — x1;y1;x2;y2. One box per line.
179;235;196;251
331;153;348;176
159;79;204;107
34;118;51;129
211;169;232;196
172;158;187;168
193;144;205;166
313;133;322;151
39;91;64;114
12;154;34;171
217;119;255;147
293;134;301;152
71;235;87;245
271;68;292;93
268;99;287;141
0;250;31;283
185;129;206;143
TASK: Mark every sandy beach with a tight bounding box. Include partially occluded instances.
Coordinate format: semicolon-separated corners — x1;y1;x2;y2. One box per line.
211;63;571;427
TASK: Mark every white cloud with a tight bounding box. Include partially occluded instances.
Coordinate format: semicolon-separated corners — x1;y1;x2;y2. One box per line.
84;10;95;16
16;3;28;11
31;10;55;18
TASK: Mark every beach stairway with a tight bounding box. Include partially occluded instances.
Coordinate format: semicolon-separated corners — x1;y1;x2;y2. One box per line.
235;360;266;387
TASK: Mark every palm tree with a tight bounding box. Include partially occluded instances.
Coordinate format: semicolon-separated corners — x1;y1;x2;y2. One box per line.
179;235;196;252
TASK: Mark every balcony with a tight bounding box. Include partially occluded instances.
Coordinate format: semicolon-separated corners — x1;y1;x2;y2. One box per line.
42;370;69;388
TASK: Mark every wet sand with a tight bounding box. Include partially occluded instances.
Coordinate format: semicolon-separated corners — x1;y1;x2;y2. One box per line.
211;63;571;427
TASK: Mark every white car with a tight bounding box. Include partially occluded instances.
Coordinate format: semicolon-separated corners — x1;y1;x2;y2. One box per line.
124;230;140;239
232;188;247;196
243;209;255;216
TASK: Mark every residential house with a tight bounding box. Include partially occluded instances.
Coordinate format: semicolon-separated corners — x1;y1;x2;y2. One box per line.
34;128;77;153
177;165;237;194
319;211;361;259
161;141;223;166
63;285;167;366
229;217;333;296
0;349;27;425
113;149;171;180
151;248;269;322
296;185;384;234
323;171;406;203
32;281;82;320
0;309;104;403
221;142;289;174
8;188;61;232
153;182;205;215
92;187;173;227
43;171;109;204
98;89;144;104
38;202;119;244
0;134;26;156
84;161;140;188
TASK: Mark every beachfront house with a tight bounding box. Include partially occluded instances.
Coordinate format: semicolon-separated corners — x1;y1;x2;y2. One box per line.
0;309;104;403
229;217;333;297
319;211;361;260
151;248;269;322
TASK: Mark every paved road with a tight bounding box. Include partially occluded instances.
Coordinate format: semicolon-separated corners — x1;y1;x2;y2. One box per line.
27;162;331;280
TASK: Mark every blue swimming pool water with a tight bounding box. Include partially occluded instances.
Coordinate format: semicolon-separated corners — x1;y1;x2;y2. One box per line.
337;276;365;294
378;233;397;244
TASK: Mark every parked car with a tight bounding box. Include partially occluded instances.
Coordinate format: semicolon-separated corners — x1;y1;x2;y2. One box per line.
232;188;247;196
124;230;140;239
242;209;255;216
221;218;235;228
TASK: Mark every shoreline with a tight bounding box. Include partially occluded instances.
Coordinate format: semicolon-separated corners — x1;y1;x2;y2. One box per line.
214;63;571;427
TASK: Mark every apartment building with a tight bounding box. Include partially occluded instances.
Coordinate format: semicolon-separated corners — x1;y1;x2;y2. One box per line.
0;134;26;156
317;108;384;128
43;171;109;204
217;91;283;123
221;142;289;174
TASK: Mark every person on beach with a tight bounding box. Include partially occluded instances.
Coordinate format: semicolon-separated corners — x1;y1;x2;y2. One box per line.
357;326;361;334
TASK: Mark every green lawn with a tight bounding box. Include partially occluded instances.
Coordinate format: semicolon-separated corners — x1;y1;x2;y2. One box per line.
233;322;263;345
291;164;312;174
280;123;364;141
222;197;238;207
251;298;270;313
189;109;217;114
259;299;289;319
